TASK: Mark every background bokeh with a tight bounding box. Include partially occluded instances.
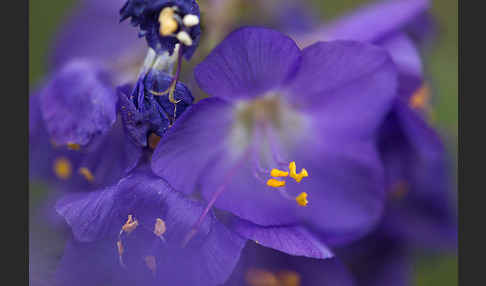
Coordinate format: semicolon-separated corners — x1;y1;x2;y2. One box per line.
29;0;458;285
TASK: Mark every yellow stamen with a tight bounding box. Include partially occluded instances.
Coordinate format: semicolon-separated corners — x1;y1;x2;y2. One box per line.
145;256;157;274
246;269;279;286
117;240;124;257
288;161;308;183
53;157;72;180
289;161;296;175
122;215;138;234
78;167;94;182
158;7;178;36
409;84;430;109
67;143;80;151
295;192;308;207
277;270;301;286
267;178;286;188
270;168;289;177
153;218;166;237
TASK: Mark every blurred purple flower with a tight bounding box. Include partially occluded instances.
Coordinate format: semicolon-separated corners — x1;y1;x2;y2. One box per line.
378;99;457;249
55;167;245;286
32;0;197;186
30;60;143;191
151;27;398;254
35;0;145;186
31;0;148;190
292;0;456;247
40;60;117;147
287;0;456;283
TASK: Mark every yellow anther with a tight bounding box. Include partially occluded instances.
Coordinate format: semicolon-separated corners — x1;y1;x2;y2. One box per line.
53;157;72;180
277;270;301;286
145;256;157;275
295;192;308;207
153;218;167;237
79;167;94;182
67;143;80;151
158;7;178;36
246;269;279;286
293;168;308;183
288;161;309;183
289;161;297;175
270;168;289;177
122;215;138;234
117;240;124;257
267;178;286;188
410;84;430;109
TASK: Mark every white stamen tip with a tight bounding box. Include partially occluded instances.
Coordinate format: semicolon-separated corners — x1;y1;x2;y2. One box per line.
177;31;193;46
183;14;199;27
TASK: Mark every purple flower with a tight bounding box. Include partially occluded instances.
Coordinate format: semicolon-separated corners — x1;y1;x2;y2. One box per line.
55;167;245;286
378;99;457;249
30;106;142;194
293;0;456;248
286;1;456;282
30;59;143;190
30;93;83;184
118;68;194;147
337;98;457;285
151;27;398;253
33;49;234;286
120;0;201;59
33;23;196;188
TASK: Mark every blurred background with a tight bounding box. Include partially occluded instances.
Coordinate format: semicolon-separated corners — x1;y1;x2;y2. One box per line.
29;0;457;285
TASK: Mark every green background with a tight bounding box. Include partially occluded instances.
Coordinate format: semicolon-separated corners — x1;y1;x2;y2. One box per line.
29;0;458;285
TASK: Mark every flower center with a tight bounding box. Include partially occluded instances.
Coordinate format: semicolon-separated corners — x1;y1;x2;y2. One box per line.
232;93;305;155
185;95;310;244
236;95;284;129
232;94;310;206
